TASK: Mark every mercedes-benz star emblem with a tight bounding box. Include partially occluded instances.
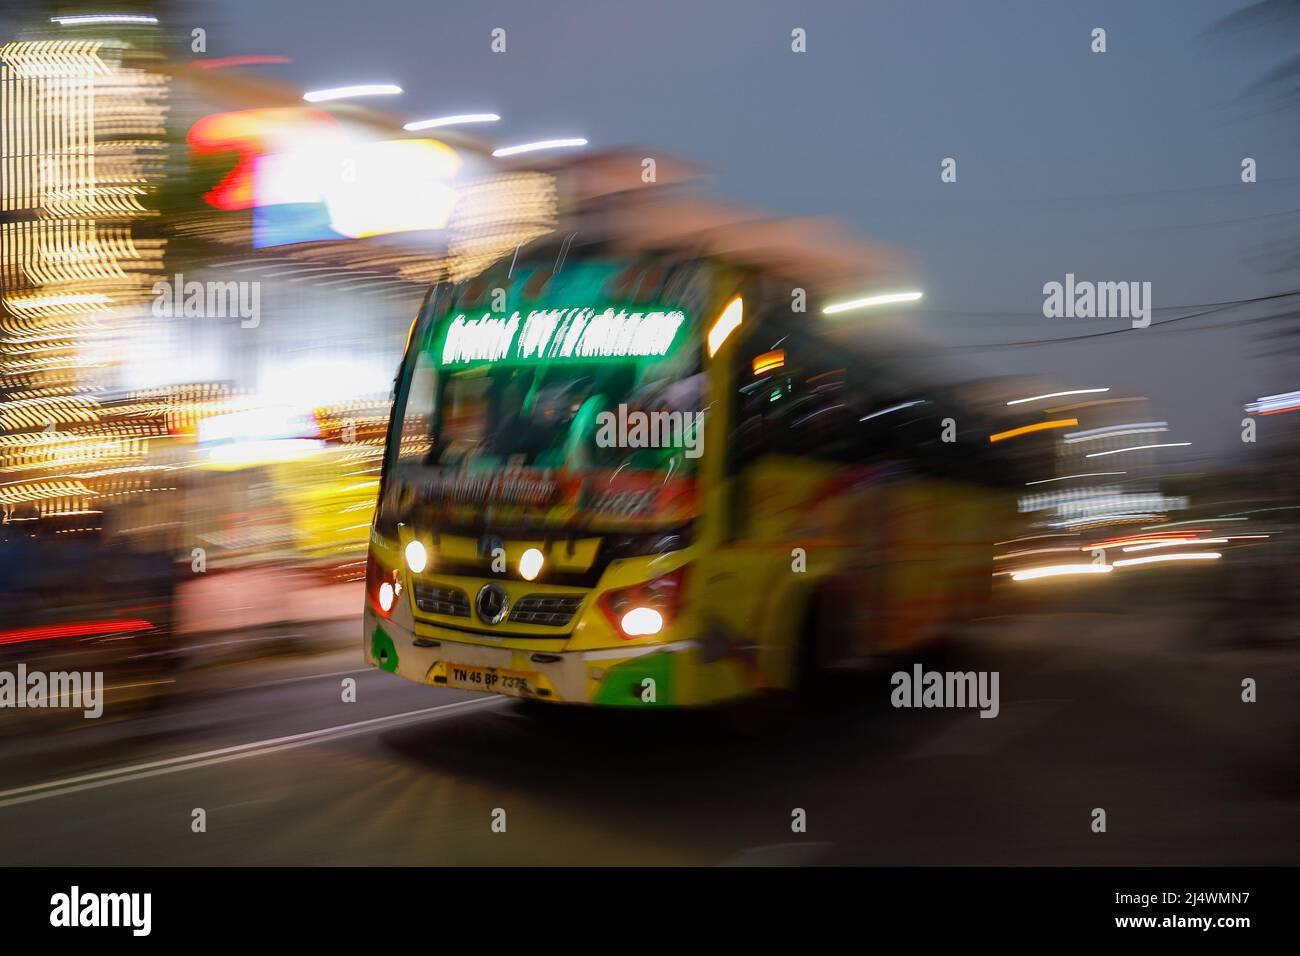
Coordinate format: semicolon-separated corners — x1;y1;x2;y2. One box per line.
475;582;510;625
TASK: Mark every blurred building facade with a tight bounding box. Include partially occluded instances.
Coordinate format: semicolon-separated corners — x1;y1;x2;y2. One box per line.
1;27;171;536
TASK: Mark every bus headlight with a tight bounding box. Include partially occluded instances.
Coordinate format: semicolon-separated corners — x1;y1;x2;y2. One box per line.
519;547;544;581
377;581;396;612
598;566;687;639
405;539;428;574
619;607;663;637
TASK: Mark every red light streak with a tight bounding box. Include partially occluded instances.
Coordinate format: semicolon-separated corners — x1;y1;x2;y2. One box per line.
191;56;293;70
0;619;155;647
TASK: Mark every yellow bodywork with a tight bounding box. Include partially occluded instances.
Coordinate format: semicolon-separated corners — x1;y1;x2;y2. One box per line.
364;274;1004;708
362;453;1002;708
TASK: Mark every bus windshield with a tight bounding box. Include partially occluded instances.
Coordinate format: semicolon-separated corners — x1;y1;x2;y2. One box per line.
385;258;714;528
427;361;706;473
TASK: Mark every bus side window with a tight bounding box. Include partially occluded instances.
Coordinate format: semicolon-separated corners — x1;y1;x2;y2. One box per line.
882;398;971;481
777;361;858;461
732;312;787;470
733;326;860;467
857;395;934;467
395;349;438;463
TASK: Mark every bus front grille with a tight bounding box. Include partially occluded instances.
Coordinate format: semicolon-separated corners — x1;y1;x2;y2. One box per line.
412;582;470;617
509;594;585;627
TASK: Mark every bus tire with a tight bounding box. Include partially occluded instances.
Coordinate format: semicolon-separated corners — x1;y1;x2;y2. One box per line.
796;583;847;698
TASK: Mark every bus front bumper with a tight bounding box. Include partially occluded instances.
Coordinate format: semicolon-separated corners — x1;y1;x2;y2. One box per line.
363;609;720;707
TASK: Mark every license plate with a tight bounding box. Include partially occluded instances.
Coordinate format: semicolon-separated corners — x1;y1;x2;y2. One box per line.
444;663;537;698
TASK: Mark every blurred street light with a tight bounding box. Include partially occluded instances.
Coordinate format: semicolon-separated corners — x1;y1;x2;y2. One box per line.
492;138;587;157
304;84;402;103
404;113;500;131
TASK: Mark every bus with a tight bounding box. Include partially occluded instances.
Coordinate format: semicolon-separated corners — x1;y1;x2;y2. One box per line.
362;236;1016;710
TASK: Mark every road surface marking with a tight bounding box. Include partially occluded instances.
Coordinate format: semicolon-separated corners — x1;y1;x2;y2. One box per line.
243;667;373;690
0;697;505;810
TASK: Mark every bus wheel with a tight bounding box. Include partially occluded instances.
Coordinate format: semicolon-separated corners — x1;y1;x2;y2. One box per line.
796;583;850;698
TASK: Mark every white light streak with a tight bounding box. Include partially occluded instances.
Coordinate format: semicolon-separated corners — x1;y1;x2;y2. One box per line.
1024;471;1126;486
51;14;158;25
822;291;923;315
1085;442;1191;458
1010;564;1113;582
1245;389;1300;415
303;84;402;103
1006;388;1109;406
860;400;926;422
404;113;500;131
1122;538;1228;553
1062;422;1168;443
1112;552;1222;568
492;138;587;157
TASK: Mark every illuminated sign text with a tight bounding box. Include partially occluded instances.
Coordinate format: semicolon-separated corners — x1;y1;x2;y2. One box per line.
439;307;686;367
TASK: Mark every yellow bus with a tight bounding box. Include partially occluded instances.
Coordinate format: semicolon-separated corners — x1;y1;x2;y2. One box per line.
362;246;1014;709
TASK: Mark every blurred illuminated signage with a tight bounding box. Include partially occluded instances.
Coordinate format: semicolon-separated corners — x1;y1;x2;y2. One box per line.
187;108;341;211
438;307;687;367
197;406;321;444
188;109;462;247
1018;488;1189;517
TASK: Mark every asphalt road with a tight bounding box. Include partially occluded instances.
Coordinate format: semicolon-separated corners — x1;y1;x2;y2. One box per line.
0;605;1296;866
